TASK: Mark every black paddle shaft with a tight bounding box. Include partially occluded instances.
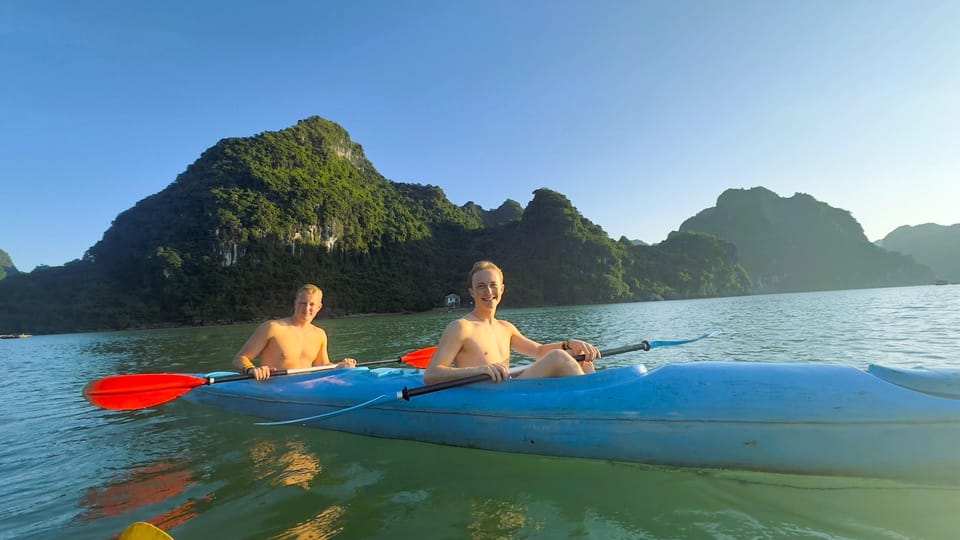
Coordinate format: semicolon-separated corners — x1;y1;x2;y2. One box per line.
574;340;650;361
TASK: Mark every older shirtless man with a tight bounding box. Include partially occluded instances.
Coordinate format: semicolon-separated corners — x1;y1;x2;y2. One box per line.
424;261;600;384
233;284;356;380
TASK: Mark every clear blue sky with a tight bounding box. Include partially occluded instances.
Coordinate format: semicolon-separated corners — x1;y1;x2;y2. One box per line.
2;1;958;272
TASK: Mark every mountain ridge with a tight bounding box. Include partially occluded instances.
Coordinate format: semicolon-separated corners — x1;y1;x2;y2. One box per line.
877;223;960;282
678;187;935;292
0;118;941;334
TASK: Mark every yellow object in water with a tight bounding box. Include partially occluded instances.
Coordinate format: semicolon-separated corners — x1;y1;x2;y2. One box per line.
118;522;173;540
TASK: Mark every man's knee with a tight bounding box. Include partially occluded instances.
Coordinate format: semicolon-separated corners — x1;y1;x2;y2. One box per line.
542;350;582;376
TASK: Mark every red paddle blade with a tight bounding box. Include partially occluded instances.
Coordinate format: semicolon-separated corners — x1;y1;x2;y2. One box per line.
400;346;437;369
83;373;206;411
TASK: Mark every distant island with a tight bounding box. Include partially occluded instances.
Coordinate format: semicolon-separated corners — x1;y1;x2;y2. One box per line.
876;223;960;283
679;187;934;293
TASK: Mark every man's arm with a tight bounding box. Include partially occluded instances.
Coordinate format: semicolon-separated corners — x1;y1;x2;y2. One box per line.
232;321;272;374
508;323;600;362
507;322;568;359
424;320;508;384
310;330;357;368
311;328;331;367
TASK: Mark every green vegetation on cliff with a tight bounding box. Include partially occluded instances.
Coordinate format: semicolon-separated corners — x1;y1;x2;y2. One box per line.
0;118;745;334
0;249;17;280
5;124;943;336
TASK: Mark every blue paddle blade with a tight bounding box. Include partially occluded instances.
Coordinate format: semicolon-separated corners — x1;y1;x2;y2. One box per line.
648;331;719;349
204;371;240;378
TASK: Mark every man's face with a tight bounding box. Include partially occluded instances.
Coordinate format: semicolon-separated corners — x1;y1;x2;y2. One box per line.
469;269;503;309
294;292;323;321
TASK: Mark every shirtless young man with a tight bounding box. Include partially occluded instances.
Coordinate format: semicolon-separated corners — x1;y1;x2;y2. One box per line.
232;284;357;381
424;261;601;385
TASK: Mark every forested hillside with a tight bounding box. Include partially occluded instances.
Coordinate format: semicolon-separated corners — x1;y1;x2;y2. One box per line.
0;117;749;334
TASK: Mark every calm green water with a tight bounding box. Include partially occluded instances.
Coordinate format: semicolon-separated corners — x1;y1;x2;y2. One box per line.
2;285;959;539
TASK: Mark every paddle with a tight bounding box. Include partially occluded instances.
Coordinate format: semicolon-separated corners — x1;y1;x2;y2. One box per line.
259;332;717;426
84;346;438;411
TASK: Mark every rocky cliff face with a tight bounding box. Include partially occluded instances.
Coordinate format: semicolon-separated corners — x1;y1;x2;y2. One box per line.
0;248;19;280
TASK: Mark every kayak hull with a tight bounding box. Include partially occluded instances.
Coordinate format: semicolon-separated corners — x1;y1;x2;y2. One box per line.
184;362;960;481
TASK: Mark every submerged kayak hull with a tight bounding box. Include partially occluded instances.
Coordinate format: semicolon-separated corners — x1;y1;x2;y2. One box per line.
184;362;960;481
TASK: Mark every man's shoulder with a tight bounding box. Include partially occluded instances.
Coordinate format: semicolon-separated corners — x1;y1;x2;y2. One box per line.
442;315;482;335
262;318;297;333
495;318;519;332
445;317;471;331
263;318;286;329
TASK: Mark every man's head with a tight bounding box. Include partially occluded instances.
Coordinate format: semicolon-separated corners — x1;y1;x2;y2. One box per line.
299;284;322;298
468;260;504;309
467;260;503;289
293;284;323;322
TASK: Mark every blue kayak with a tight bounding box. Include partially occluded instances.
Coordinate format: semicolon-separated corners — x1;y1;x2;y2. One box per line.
183;362;960;482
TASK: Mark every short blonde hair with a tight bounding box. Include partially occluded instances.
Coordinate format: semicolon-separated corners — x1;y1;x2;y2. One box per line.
468;260;503;288
298;284;322;297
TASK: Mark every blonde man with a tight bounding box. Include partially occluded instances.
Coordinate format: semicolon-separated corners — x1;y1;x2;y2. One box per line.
233;284;356;380
425;261;600;384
